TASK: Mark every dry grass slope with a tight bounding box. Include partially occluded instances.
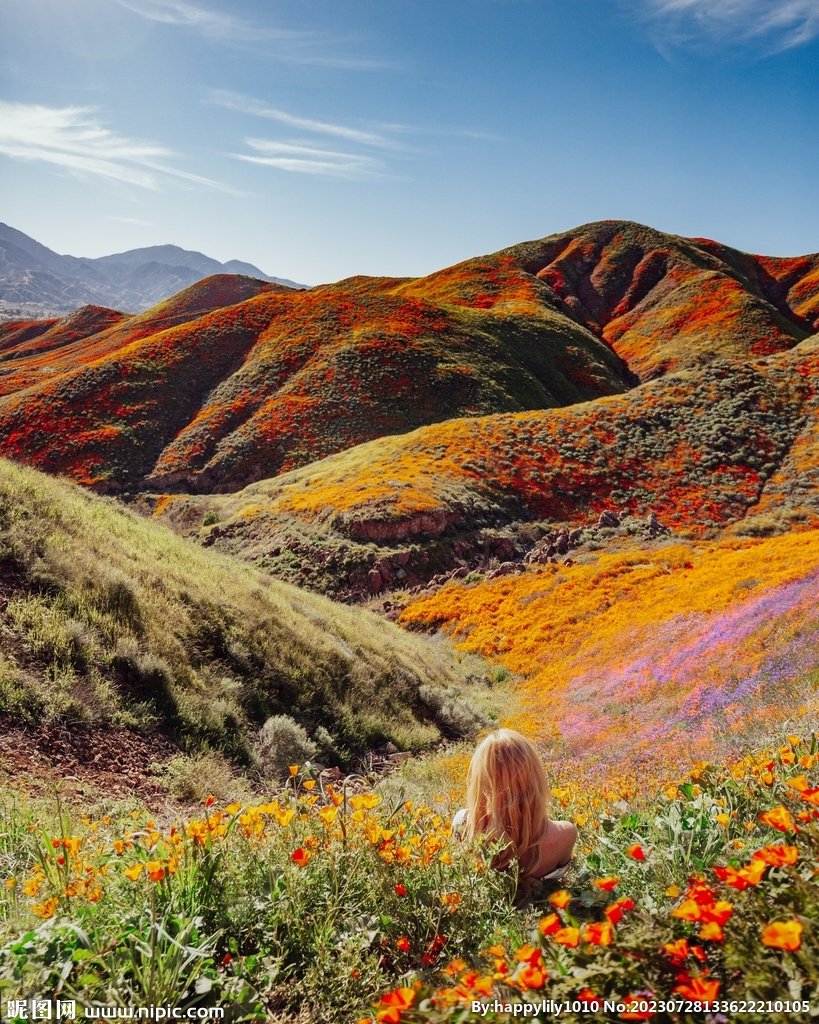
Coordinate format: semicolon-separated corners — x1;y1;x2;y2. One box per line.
0;457;484;763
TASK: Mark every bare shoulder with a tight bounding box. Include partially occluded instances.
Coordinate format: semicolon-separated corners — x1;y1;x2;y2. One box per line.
537;817;578;874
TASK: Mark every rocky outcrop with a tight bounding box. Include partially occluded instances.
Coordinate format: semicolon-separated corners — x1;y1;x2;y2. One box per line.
344;509;462;542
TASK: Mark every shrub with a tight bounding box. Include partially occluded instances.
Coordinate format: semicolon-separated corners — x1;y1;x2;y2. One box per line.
418;686;488;738
255;715;318;780
162;751;248;803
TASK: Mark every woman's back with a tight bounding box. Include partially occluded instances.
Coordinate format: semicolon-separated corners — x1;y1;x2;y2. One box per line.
459;728;578;882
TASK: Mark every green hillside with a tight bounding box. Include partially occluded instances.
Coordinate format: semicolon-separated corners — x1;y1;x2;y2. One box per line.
0;458;482;765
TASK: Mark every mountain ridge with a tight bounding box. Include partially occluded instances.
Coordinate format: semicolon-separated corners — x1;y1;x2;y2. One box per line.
0;222;305;318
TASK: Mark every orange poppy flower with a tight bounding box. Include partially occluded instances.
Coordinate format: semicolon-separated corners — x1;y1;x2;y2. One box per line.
32;897;59;920
583;921;613;946
594;877;619;891
291;848;311;867
759;806;796;832
123;863;143;881
713;859;766;889
786;775;809;793
376;986;415;1023
395;883;407;896
396;936;410;952
760;920;802;951
538;913;560;935
517;964;546;989
515;944;542;964
553;927;581;948
698;922;724;942
662;938;689;962
671;899;701;922
626;844;645;861
700;901;733;926
548;889;572;909
146;861;165;883
752;844;798;867
674;976;720;1001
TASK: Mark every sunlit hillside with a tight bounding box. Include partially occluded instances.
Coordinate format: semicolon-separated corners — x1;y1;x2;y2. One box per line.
401;530;819;795
0;457;483;764
502;220;819;379
155;338;819;603
1;220;817;494
0;267;631;491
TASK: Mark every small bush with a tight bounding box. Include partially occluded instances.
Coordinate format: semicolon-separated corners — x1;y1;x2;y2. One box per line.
202;510;220;527
162;751;248;803
735;513;785;537
418;685;488;738
313;725;340;764
256;715;318;780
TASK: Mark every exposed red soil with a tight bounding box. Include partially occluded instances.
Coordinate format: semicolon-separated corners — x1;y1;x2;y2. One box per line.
0;712;180;808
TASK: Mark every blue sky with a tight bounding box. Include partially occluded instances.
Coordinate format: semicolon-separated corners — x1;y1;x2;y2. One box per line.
1;0;817;284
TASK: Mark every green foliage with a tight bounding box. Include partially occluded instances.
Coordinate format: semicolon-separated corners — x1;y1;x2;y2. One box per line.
1;738;816;1023
0;458;483;762
254;716;318;781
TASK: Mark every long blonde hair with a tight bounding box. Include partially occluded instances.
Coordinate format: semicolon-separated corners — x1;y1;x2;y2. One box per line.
464;729;551;878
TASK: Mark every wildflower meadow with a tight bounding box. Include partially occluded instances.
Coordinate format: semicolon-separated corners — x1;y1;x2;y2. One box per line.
1;735;817;1023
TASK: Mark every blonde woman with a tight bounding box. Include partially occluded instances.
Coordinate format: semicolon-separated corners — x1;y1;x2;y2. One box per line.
453;729;577;893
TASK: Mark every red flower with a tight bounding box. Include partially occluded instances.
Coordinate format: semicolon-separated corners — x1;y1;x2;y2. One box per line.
626;844;646;861
396;936;410;952
395;883;408;896
291;848;311;867
583;921;613;946
538;913;560;935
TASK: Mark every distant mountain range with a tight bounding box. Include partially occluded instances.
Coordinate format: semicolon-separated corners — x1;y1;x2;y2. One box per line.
0;222;305;318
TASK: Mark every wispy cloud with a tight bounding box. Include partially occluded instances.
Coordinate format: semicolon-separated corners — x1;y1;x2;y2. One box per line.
234;139;381;178
216;90;397;179
211;90;391;146
112;0;392;67
0;101;229;190
641;0;819;49
111;0;296;41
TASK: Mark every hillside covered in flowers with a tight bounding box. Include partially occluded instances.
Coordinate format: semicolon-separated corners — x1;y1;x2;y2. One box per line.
1;220;818;493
